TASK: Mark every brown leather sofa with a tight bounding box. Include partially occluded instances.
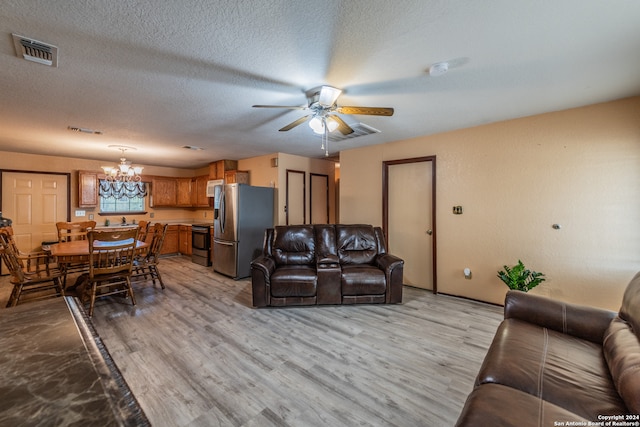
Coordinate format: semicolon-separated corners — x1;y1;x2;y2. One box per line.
455;272;640;426
250;224;404;307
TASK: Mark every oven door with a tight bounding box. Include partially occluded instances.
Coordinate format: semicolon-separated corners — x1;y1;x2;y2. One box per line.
191;226;211;266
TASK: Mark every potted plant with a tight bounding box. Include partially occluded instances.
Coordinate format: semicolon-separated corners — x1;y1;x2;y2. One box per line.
497;260;546;292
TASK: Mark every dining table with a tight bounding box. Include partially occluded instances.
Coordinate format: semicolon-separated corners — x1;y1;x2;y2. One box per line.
47;239;148;288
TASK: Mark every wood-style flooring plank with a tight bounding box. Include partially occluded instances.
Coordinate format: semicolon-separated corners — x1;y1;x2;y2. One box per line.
0;255;503;426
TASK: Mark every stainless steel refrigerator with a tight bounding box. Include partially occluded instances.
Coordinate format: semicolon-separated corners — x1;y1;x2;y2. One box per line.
213;183;274;279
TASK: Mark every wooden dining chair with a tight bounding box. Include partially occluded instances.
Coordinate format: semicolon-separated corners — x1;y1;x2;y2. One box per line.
56;220;97;277
132;223;168;289
137;220;150;243
56;220;97;242
0;228;64;307
86;228;139;317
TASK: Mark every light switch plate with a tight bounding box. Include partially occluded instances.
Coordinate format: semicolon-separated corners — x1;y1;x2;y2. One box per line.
75;210;86;217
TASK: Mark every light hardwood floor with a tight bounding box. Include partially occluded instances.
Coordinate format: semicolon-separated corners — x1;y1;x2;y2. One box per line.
0;256;503;427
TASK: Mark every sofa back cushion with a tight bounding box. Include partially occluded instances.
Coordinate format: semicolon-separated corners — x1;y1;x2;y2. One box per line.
336;225;378;265
603;271;640;414
619;271;640;340
272;225;315;265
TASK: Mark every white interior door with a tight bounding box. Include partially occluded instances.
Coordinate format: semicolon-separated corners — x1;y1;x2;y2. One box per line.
310;173;329;224
387;160;434;290
286;170;305;225
2;172;68;251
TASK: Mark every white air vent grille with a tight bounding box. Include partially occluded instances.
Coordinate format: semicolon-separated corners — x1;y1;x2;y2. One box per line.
315;122;381;143
12;34;58;67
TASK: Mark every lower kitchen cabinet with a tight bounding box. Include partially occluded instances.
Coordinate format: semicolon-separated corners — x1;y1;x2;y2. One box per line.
160;225;180;255
179;225;192;255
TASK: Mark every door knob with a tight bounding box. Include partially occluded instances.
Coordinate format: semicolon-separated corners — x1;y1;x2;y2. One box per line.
426;229;433;235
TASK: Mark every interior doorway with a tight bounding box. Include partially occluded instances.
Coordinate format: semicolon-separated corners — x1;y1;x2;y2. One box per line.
383;156;437;293
310;173;329;224
285;169;305;225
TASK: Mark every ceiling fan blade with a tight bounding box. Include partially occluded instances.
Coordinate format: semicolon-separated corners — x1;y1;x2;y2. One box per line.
329;115;354;135
253;105;307;110
279;115;312;131
335;106;394;116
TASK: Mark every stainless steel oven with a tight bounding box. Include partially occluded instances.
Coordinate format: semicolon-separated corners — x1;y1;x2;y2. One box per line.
191;224;211;266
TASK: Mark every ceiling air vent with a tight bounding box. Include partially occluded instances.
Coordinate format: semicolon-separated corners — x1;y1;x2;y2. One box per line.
12;34;58;67
316;122;381;143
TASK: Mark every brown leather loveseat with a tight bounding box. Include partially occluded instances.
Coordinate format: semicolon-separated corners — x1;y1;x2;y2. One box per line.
250;224;404;307
455;272;640;426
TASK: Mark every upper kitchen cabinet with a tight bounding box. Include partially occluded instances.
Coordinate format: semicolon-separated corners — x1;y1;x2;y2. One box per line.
176;178;193;207
192;175;211;207
209;160;238;180
78;170;99;207
151;177;177;207
224;170;249;184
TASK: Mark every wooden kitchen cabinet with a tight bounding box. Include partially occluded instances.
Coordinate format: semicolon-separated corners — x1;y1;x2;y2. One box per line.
176;178;193;207
78;170;99;207
161;225;180;255
224;170;249;184
179;225;192;255
192;175;211;207
209;160;238;180
151;178;177;207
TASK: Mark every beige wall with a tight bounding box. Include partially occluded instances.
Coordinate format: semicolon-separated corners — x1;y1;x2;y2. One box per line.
0;151;206;224
340;96;640;310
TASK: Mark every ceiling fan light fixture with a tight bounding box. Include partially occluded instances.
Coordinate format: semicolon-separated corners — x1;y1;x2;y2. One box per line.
318;86;342;107
309;116;339;134
428;62;449;77
309;116;324;134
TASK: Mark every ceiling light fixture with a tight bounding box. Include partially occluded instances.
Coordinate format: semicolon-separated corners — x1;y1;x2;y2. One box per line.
428;62;449;77
309;116;339;134
99;145;146;199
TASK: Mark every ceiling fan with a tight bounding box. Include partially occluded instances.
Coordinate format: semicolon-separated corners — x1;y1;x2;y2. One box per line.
252;85;394;136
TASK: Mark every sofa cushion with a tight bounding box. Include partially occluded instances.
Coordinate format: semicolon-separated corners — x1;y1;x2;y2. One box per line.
455;383;588;427
272;225;315;266
336;225;378;265
271;266;317;298
476;318;628;420
603;317;640;414
341;265;386;296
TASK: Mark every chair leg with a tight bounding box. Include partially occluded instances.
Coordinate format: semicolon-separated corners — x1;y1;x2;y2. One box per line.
150;265;165;289
126;278;136;306
6;284;20;308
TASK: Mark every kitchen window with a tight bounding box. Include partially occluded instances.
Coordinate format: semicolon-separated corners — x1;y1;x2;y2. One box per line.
99;180;147;214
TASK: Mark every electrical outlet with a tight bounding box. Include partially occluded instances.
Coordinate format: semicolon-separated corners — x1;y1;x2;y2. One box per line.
150;212;155;218
88;214;94;220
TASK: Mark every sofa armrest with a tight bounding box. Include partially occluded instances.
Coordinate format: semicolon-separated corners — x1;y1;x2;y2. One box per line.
250;256;276;307
376;253;404;303
317;254;341;305
504;290;617;344
317;254;339;265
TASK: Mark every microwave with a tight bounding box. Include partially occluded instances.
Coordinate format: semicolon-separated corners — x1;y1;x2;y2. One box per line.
206;179;224;198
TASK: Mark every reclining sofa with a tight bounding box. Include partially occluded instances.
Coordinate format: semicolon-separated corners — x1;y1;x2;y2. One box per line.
455;272;640;426
250;224;404;307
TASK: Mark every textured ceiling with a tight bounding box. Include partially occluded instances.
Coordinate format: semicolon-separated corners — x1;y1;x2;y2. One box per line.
1;0;640;169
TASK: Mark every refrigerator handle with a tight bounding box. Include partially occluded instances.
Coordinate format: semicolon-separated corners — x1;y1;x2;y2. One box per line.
220;188;226;234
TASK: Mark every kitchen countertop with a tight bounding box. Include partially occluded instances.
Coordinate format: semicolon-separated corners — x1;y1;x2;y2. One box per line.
0;297;149;426
96;221;213;229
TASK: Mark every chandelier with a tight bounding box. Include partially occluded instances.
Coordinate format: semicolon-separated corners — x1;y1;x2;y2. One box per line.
100;146;147;199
